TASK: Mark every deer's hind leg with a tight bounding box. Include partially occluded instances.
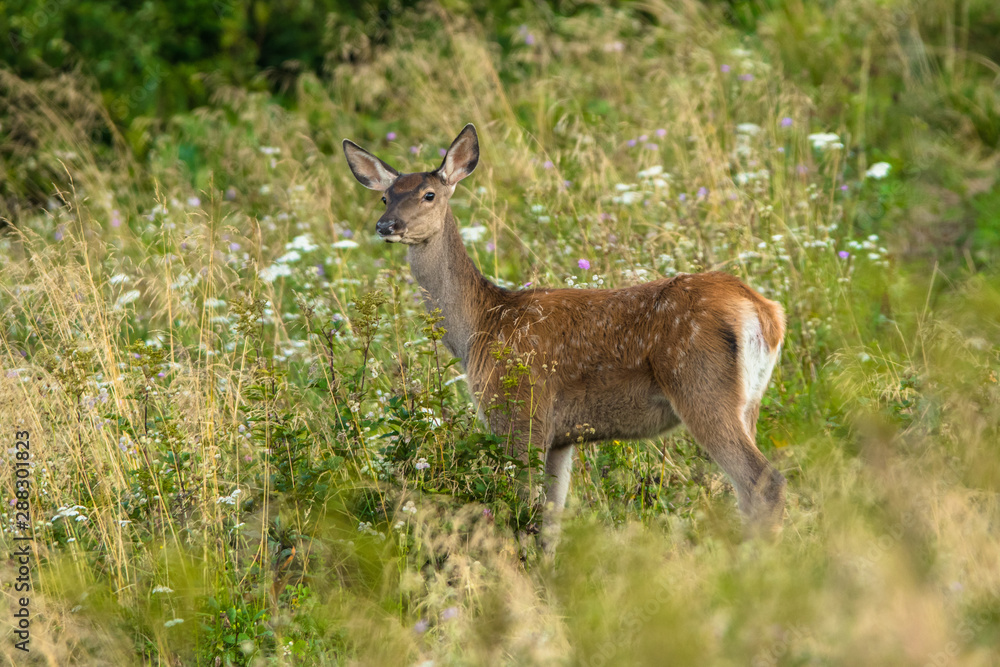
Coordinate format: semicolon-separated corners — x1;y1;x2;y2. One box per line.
654;338;785;532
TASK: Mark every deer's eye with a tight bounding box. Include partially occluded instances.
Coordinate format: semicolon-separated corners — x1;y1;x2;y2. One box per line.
423;192;435;201
381;196;387;204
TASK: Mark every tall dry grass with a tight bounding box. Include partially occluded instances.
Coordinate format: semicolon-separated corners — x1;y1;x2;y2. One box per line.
2;1;999;664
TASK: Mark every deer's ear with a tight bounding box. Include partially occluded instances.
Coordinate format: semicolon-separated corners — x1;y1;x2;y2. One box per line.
437;124;479;187
343;140;399;191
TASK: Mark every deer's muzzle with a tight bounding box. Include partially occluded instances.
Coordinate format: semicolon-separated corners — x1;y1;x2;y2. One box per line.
376;218;402;238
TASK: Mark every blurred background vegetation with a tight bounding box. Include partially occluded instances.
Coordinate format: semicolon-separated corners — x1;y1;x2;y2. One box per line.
1;0;1000;665
2;0;1000;267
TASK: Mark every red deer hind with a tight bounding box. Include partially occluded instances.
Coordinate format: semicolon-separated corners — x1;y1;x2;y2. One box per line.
343;124;787;551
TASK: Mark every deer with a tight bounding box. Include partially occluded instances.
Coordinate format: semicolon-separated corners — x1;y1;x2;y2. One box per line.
343;124;787;552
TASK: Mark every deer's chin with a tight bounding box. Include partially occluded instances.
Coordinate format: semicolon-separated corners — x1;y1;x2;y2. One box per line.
380;234;404;244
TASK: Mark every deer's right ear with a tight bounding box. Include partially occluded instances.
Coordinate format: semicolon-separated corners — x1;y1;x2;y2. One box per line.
342;140;399;191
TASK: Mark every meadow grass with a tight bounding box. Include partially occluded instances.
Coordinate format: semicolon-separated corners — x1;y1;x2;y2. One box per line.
2;2;1000;665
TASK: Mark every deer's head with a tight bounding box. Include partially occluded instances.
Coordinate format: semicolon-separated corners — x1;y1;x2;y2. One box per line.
343;124;479;244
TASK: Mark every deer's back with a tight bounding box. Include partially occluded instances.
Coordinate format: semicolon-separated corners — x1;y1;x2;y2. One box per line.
463;271;784;443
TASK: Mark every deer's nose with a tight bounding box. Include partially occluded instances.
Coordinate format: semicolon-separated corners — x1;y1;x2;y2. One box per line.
376;219;400;237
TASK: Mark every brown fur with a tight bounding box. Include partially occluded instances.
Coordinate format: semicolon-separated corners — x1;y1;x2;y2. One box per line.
344;125;787;552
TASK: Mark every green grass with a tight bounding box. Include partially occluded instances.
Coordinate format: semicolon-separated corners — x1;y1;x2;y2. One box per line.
2;1;1000;665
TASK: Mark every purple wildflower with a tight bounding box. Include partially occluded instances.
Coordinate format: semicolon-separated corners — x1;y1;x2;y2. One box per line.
638;134;648;142
439;148;447;157
645;143;659;150
111;210;122;228
656;128;667;138
442;607;459;621
627;139;637;148
780;117;793;127
840;184;849;191
525;33;535;46
578;258;591;270
410;146;419;154
838;251;850;259
386;131;397;141
225;186;237;200
697;187;708;199
414;619;429;634
739;73;754;81
679;193;687;202
486;242;496;252
543;160;553;169
720;64;731;73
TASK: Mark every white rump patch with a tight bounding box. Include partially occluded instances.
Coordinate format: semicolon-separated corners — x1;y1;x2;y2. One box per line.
740;313;778;431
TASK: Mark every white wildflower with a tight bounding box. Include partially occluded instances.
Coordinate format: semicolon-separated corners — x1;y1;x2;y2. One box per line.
331;239;359;249
259;263;293;282
613;191;645;205
286;234;319;252
865;162;891;179
276;250;301;264
115;290;141;308
807;132;843;150
460;226;488;243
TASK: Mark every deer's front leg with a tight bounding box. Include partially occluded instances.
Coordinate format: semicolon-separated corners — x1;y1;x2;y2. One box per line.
482;383;559;555
540;443;574;556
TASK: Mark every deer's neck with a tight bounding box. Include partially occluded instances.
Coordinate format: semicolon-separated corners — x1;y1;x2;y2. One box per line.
406;208;504;367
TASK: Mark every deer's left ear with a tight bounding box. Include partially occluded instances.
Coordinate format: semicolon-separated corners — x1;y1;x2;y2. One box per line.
437;124;479;188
